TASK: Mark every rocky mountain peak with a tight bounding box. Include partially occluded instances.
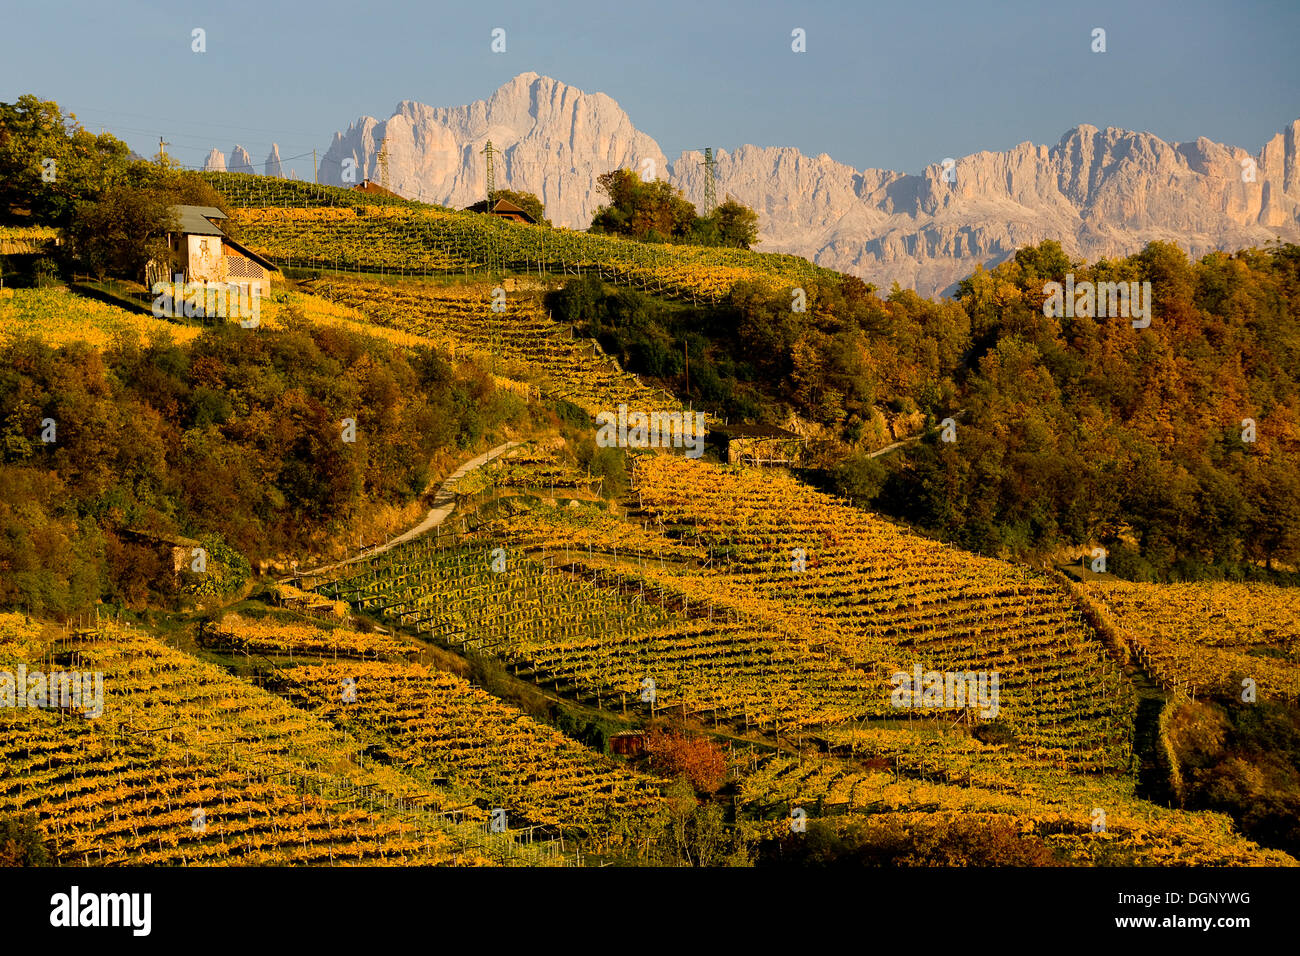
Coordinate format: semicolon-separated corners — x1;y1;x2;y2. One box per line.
224;75;1300;297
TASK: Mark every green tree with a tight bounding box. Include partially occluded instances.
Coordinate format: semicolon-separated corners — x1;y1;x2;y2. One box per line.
687;803;727;866
0;814;51;866
1247;458;1300;571
62;184;178;280
180;532;252;598
491;188;549;226
1012;239;1075;283
0;95;132;226
551;274;604;329
831;452;888;505
710;195;759;249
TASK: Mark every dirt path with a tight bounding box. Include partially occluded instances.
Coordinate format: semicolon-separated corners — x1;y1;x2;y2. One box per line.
867;436;920;458
867;410;967;458
289;439;523;581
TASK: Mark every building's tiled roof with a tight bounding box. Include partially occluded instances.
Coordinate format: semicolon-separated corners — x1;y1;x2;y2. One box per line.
462;198;537;222
352;180;402;198
170;205;228;236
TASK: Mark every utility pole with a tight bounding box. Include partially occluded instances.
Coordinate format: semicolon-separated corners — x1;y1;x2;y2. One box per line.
158;136;170;163
481;140;497;205
313;149;318;185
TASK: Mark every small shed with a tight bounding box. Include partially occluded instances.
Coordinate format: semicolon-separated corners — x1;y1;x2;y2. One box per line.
709;423;807;466
462;197;537;224
610;730;648;757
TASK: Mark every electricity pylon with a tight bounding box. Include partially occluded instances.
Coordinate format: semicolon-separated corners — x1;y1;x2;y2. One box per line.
377;136;391;190
481;140;498;204
698;147;718;215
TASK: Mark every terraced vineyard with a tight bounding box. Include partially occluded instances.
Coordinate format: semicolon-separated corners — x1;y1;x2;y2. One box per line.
277;660;663;831
480;492;1140;769
258;288;439;348
310;445;1137;766
0;286;419;354
630;454;1138;770
0;287;383;354
487;497;707;565
318;537;671;649
202;172;432;210
0;288;202;348
0;224;58;254
487;444;602;492
301;277;677;415
734;748;1294;865
314;534;885;728
207;613;422;661
1082;579;1300;701
0;614;493;866
202;172;840;304
231;204;833;302
234;206;478;276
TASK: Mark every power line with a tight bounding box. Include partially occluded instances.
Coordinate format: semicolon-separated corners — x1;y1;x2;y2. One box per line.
69;105;326;140
73;117;321;165
71;104;726;184
107;128;321;162
105;126;694;179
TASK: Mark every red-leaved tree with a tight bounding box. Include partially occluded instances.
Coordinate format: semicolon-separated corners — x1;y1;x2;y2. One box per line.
646;727;726;794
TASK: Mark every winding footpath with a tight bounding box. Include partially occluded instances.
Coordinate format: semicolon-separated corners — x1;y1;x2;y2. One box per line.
867;409;969;458
866;436;920;459
287;439;523;582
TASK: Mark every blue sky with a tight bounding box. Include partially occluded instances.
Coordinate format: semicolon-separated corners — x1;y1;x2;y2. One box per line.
2;0;1297;175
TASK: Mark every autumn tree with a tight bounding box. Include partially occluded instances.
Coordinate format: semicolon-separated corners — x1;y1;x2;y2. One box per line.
889;239;1300;580
590;168;697;242
646;726;727;793
0;321;525;609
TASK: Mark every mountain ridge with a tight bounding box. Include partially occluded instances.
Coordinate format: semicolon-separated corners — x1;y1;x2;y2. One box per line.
219;73;1300;297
